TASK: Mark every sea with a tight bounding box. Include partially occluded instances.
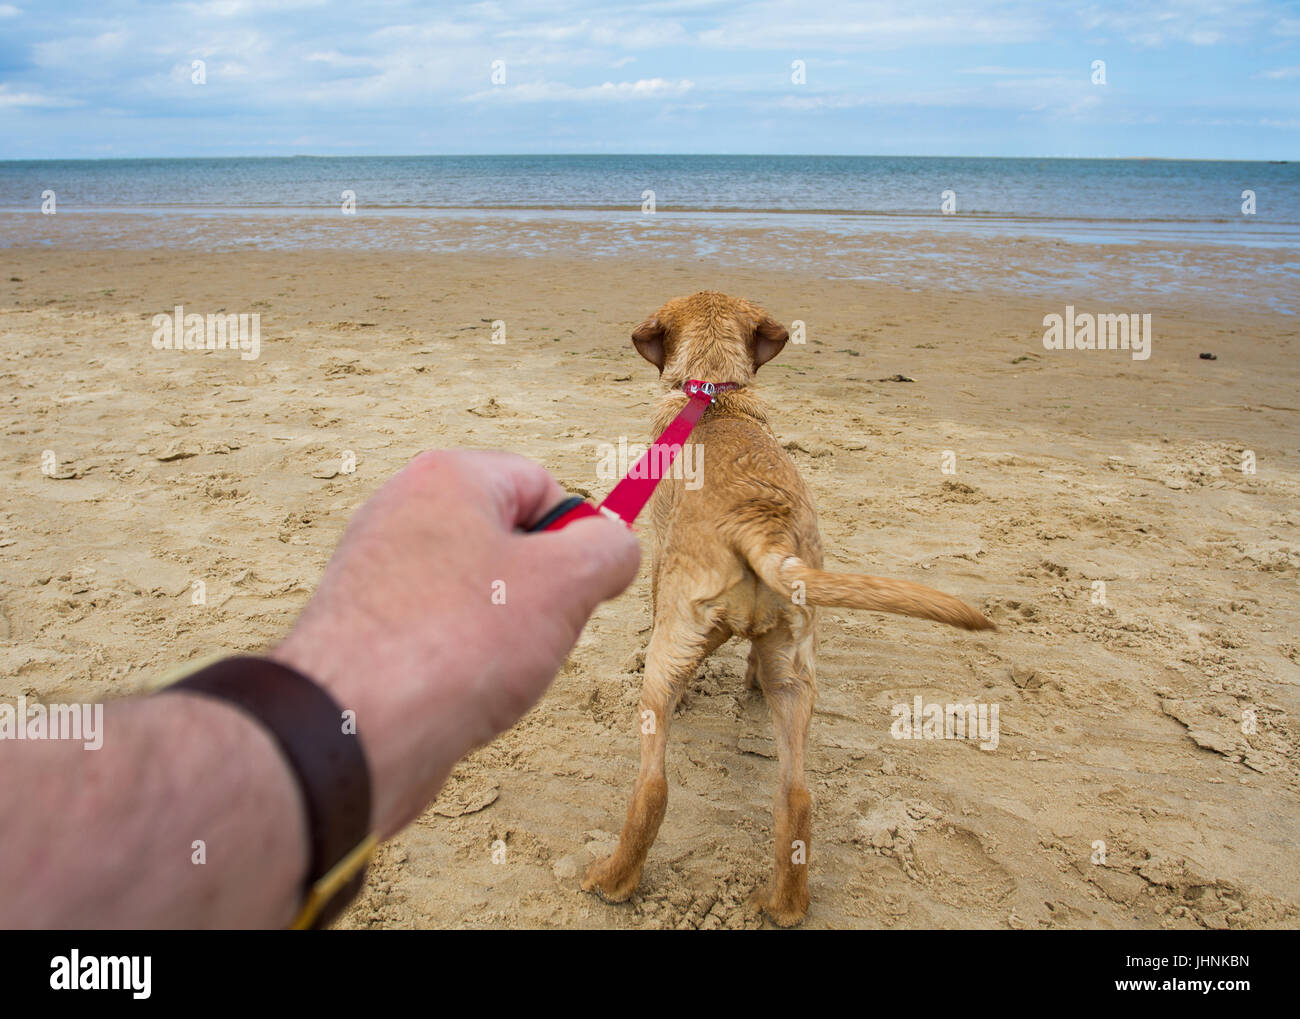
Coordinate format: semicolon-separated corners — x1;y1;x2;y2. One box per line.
2;155;1297;306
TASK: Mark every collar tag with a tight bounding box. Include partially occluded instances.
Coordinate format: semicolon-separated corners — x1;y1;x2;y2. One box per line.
683;379;737;401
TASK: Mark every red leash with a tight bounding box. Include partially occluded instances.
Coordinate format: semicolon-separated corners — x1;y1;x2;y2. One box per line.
527;380;738;532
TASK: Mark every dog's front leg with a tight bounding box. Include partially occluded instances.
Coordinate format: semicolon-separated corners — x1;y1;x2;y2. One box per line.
581;690;672;903
583;620;724;904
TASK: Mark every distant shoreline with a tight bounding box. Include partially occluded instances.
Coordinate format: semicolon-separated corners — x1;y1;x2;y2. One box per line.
3;214;1296;314
0;154;1292;164
3;204;1297;253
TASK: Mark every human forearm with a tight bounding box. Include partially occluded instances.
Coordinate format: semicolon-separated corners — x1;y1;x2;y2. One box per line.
1;692;309;929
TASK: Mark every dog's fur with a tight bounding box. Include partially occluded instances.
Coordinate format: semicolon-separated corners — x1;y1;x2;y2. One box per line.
581;291;995;926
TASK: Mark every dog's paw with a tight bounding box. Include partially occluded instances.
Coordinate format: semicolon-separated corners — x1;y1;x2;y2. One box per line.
748;886;809;928
582;856;640;903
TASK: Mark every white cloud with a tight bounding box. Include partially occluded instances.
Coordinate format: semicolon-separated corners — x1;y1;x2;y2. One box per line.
370;21;484;45
960;66;1061;76
497;20;593;43
304;50;379;70
589;21;692;48
0;83;72;107
1078;0;1278;47
696;2;1044;50
770;71;1102;117
31;30;134;69
180;0;325;15
490;16;691;49
465;77;695;102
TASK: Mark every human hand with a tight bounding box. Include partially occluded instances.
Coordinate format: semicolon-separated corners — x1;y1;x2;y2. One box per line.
270;449;641;836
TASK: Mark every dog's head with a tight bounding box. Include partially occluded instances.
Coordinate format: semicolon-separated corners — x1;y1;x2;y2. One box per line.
631;291;788;387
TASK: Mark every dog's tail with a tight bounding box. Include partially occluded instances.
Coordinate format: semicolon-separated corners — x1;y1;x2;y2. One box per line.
748;551;996;632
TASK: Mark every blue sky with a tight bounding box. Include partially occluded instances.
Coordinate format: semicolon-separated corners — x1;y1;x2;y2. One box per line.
1;0;1297;160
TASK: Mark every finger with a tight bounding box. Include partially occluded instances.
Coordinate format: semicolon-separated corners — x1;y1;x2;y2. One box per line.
476;450;570;530
417;449;569;531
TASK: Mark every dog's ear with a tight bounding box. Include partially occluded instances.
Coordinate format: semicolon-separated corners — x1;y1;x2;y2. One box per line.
750;315;788;370
632;317;667;371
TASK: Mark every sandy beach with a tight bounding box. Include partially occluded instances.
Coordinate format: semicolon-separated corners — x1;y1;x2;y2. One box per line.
1;228;1297;929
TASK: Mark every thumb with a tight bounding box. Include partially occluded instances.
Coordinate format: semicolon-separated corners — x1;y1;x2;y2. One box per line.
526;514;642;612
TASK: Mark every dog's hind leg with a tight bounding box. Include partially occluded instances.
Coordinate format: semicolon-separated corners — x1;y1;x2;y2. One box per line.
749;624;816;927
583;614;727;904
744;642;761;689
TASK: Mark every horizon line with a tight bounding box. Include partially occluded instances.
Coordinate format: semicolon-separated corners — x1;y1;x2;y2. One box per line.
0;153;1292;164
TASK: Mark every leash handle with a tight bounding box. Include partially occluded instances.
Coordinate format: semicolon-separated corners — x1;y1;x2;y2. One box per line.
526;495;600;533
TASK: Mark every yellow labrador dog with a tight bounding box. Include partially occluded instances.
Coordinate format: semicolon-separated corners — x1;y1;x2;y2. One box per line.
581;291;994;926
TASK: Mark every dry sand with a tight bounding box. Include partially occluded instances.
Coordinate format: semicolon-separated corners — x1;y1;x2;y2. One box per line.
1;237;1297;929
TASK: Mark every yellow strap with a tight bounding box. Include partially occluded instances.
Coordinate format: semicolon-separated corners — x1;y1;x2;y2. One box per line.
290;833;379;930
147;652;229;692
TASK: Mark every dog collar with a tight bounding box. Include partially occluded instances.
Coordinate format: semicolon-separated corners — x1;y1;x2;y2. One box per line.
527;380;733;533
681;379;741;397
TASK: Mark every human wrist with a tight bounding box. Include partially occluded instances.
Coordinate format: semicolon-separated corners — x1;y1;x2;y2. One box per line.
92;694;310;928
267;616;477;837
162;655;373;928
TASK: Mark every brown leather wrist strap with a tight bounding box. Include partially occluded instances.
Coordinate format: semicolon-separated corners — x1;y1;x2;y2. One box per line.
162;655;373;929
